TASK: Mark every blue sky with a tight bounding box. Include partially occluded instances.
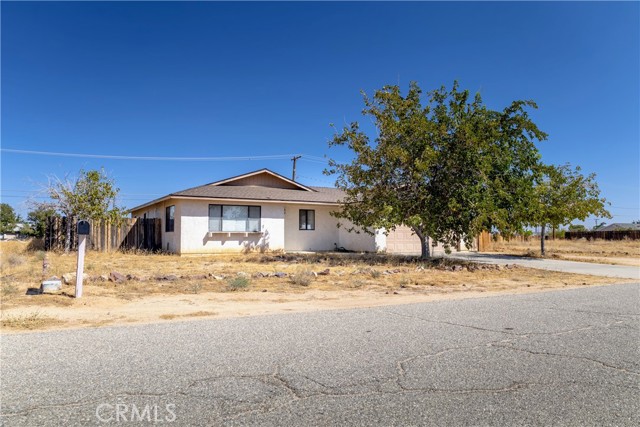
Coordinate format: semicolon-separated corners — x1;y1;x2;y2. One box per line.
2;1;638;227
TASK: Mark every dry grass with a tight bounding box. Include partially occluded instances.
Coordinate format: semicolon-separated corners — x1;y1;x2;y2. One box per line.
485;238;640;265
1;239;634;333
160;310;217;320
1;311;64;330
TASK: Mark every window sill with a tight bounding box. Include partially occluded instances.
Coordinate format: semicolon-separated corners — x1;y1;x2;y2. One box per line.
208;231;263;238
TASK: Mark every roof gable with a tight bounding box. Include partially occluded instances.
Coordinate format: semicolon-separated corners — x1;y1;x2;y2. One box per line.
128;169;342;213
208;169;314;191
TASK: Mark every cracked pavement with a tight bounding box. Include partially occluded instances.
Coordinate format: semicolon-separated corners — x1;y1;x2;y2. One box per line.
2;283;639;426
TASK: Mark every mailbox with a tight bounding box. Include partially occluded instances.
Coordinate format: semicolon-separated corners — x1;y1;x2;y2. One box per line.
77;220;90;235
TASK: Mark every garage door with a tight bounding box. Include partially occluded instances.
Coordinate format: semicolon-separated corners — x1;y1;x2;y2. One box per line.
386;226;422;255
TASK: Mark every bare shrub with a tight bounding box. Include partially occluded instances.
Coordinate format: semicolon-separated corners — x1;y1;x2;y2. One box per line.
226;276;250;291
6;254;25;267
289;268;314;286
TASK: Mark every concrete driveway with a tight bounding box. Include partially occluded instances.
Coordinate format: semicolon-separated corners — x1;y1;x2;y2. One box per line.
446;252;640;279
2;283;638;426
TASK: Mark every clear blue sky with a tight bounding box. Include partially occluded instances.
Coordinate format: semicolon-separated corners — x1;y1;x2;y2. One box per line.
2;1;638;228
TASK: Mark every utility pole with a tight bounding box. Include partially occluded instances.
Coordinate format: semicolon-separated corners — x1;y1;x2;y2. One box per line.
291;155;301;181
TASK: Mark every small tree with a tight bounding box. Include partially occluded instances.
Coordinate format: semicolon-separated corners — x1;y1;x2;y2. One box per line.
326;81;547;259
533;164;610;255
568;224;587;232
0;203;19;234
40;169;125;252
26;204;59;238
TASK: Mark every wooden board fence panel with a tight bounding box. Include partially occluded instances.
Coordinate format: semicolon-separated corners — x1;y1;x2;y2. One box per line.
477;231;492;252
45;217;162;252
476;231;535;252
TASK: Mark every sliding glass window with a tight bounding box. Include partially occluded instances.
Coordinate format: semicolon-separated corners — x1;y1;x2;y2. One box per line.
209;205;261;232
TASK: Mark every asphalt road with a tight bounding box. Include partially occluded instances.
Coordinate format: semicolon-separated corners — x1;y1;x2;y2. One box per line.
2;283;639;426
446;252;640;279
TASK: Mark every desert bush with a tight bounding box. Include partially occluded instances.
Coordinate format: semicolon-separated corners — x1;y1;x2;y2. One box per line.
289;268;314;286
5;253;25;267
350;279;366;289
27;238;45;252
226;276;250;291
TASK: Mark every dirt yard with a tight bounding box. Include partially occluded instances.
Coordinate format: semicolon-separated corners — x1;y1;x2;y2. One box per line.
1;240;633;333
484;237;640;266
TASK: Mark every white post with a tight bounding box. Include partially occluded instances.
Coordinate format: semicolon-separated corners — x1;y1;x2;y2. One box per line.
75;234;87;298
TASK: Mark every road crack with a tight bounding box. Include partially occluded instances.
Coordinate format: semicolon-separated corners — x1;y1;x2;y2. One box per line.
491;343;640;376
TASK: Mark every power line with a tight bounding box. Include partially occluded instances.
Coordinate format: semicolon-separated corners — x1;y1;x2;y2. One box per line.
1;189;163;197
1;148;299;162
299;157;329;165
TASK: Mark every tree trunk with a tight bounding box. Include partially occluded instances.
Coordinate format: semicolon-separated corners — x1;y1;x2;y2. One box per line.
419;235;431;260
412;227;431;259
540;224;546;256
552;226;556;240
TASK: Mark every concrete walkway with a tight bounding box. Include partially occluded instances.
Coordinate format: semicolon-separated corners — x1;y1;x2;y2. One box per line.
445;252;640;280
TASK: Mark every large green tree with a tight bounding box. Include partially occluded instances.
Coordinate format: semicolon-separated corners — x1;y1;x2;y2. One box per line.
326;81;547;259
39;169;125;251
0;203;20;234
533;164;610;255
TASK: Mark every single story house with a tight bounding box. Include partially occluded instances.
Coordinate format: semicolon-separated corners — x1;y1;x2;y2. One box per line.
597;223;640;232
130;169;449;255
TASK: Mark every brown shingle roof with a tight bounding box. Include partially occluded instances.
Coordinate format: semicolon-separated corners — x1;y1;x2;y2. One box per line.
129;169;346;212
172;185;345;204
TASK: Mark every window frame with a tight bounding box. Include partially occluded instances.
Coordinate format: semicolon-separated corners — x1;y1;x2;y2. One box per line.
165;205;175;232
208;204;261;233
299;209;315;231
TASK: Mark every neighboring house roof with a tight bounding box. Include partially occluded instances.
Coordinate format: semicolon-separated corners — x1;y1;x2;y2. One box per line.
597;223;640;232
130;169;346;212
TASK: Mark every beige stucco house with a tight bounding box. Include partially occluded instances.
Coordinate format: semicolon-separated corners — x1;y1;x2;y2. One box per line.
130;168;451;255
129;169;382;254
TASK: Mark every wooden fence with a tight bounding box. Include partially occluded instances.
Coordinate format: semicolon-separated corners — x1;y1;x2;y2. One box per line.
45;217;162;252
565;230;640;241
476;231;534;252
477;231;492;252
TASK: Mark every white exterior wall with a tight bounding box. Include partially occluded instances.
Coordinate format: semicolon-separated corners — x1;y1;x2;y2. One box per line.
178;200;285;254
284;206;377;252
133;199;378;254
284;204;340;251
337;219;377;252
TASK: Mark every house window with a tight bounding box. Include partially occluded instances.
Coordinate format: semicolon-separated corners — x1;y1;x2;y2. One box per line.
299;209;315;230
209;205;261;232
165;205;175;232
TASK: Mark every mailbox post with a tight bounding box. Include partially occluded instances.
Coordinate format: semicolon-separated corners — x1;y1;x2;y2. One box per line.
76;220;90;298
